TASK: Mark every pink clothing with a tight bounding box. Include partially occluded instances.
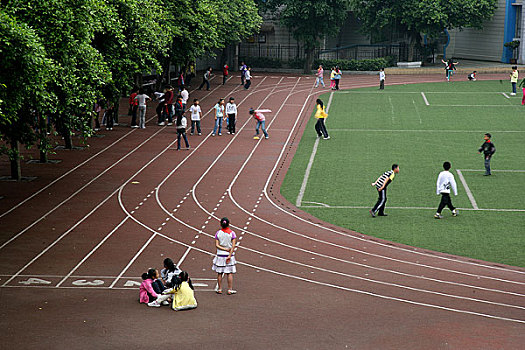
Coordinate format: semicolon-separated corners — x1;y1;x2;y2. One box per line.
139;279;158;303
253;109;271;121
522;88;525;105
316;68;324;77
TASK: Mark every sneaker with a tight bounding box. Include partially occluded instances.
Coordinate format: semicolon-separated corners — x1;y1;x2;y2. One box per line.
198;133;202;135
131;125;139;128
167;123;173;126
323;136;330;140
227;290;237;295
158;122;165;126
141;126;146;129
452;209;458;217
265;136;269;139
218;133;222;136
378;213;388;217
227;131;231;134
211;133;215;137
511;93;516;96
434;214;443;219
369;210;376;218
147;301;161;307
190;132;194;135
114;123;119;126
161;301;170;306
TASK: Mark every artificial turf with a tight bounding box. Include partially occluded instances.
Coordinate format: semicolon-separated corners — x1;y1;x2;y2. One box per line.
281;80;525;267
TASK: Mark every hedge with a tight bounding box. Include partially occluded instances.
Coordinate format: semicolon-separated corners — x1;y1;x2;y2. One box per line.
239;56;396;71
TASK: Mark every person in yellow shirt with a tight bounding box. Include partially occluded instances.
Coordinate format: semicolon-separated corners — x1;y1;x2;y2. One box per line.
510;66;519;95
314;99;330;140
149;271;198;310
330;67;336;90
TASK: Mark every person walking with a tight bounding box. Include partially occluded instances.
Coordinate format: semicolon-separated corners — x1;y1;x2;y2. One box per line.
129;87;139;128
369;164;399;217
510;66;519;95
176;113;190;150
434;161;458;219
478;133;496;176
154;88;166;126
212;217;237;295
180;85;189;111
222;63;229;85
198;67;213;91
250;108;270;139
189;98;202;135
315;65;325;88
225;97;237;134
240;61;247;85
244;67;252;90
163;85;174;125
134;88;151;129
212;98;225;136
314;99;329;139
329;67;336;90
379;67;385;90
333;66;342;90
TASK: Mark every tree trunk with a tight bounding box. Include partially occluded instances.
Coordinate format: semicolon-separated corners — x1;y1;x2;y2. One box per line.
9;137;21;181
38;114;48;163
303;47;315;74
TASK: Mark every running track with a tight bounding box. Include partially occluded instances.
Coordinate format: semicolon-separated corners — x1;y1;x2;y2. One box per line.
0;73;523;349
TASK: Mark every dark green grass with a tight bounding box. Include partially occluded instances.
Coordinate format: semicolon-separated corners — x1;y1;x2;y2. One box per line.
281;80;525;267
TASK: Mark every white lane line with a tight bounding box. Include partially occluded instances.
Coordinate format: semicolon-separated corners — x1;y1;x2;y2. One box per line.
388;96;395;119
432;105;517;107
421;92;429;106
459;169;525;173
296;91;334;207
502;92;510;99
177;246;192;267
412;99;422;124
327;129;525;133
456;170;479;210
299;205;525;212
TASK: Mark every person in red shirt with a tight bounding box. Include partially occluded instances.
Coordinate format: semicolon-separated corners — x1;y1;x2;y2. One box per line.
222;63;229;85
129;87;139;128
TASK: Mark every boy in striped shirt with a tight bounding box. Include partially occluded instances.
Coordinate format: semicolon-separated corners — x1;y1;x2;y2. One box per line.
370;164;399;217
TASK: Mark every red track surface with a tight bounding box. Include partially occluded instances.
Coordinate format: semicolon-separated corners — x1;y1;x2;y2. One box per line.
1;73;524;349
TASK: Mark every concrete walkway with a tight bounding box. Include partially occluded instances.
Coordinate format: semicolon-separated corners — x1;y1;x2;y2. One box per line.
386;59;523;75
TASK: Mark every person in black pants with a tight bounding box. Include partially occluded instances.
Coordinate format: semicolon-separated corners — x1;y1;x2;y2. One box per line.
478;133;496;175
370;164;399;217
198;67;213;91
334;66;342;90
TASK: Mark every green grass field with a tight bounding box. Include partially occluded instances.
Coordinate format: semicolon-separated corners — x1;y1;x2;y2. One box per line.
281;80;525;267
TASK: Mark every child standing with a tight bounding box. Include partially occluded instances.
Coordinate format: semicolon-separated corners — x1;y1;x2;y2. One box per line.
510;66;519;95
478;133;496;176
314;99;329;139
129;87;139;128
212;98;225;136
434;161;458;219
315;65;325;88
330;67;336;90
244;67;252;90
176;113;190;150
134;88;151;129
519;79;525;105
225;97;237;134
212;217;237;295
180;86;189;111
379;67;385;90
240;61;247;85
222;63;229;85
250;108;271;139
333;66;342;90
189;99;202;135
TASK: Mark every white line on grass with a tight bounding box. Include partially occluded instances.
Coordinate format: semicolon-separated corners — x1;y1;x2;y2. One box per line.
299;205;525;212
421;92;429;105
502;92;510;99
296;91;334;207
432;105;517;107
327;129;525;133
456;170;479;210
412;99;423;124
459;169;525;173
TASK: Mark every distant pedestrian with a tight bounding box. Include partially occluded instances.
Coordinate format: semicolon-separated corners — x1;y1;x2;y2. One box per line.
134;88;151;129
434;161;458;219
212;98;225;136
177;71;185;91
379;67;385;90
103;103;115;130
222;63;229;85
189;99;202;135
174;95;184;120
180;85;189;111
478;133;496;176
315;65;325;88
510;66;519;95
163;85;174;125
519;79;525;105
240;61;247;85
468;71;477;81
250;108;270;139
314;99;329;139
244;67;252;90
333;66;342;90
329;67;336;90
155;88;166;126
442;58;458;81
212;217;237;295
225;97;237;134
369;164;399;217
93;98;103;131
176;113;189;150
198;67;213;91
129;87;139;128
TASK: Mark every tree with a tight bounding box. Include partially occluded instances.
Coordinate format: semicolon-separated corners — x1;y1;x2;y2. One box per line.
350;0;498;60
260;0;352;73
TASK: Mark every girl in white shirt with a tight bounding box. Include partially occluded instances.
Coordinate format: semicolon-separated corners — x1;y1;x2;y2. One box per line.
225;97;237;134
176;113;189;150
189;98;202;135
244;67;252;90
134;88;151;129
212;217;237;295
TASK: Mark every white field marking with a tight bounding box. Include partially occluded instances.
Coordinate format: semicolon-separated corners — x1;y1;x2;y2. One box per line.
327;129;525;133
421;92;430;106
125;191;525;323
258;89;525;278
296;91;334;207
432;105;517;107
182;86;525;293
412;99;423;124
299;205;525;212
0;76;219;220
302;201;330;207
502;92;510;99
388;96;395;118
459;169;525;173
0;125;169;253
2;134;180;287
340;91;517;94
177;246;192;268
456;170;479;210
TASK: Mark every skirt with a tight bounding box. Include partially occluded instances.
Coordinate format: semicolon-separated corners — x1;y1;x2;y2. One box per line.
212;255;237;274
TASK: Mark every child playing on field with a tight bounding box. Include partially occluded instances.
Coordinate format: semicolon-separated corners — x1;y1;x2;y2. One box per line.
189;99;202;135
314;99;329;139
249;108;271;139
510;66;519;95
150;271;198;310
434;161;458;219
212;217;237;295
329;67;336;90
379;67;385;90
519;79;525;105
468;71;477;81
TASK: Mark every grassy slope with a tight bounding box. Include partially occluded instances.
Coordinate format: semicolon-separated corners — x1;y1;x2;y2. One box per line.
281;80;525;267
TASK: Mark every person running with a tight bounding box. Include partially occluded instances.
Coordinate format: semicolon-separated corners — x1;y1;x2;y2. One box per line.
176;113;190;150
189;98;202;135
212;98;225;136
468;71;477;81
330;67;336;90
225;97;237;134
478;133;496;176
369;164;399;217
442;58;458;81
222;63;229;85
129;87;139;128
314;99;329;139
333;66;342;90
434;161;458;219
134;88;151;129
198;67;213;91
315;65;325;88
250;108;270;139
244;67;252;90
379;67;385;90
212;217;237;295
510;66;519;95
240;61;247;85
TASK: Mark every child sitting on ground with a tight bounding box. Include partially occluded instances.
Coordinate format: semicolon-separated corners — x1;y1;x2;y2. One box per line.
139;269;164;305
468;71;477;81
148;271;198;311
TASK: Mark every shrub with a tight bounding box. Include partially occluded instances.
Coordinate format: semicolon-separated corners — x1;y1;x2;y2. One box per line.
314;57;395;71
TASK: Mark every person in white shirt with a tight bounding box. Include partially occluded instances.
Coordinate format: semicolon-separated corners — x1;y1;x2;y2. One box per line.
180;86;189;110
379;67;385;90
434;161;458;219
176;113;189;150
244;67;252;90
225;97;237;134
134;88;151;129
189;99;202;135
